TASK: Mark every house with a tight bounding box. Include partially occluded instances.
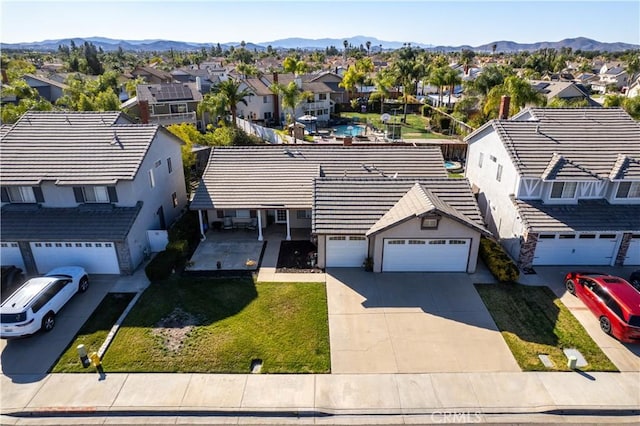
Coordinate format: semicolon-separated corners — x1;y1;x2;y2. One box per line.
190;146;488;273
0;111;188;275
135;82;204;128
131;66;174;84
237;77;277;125
592;66;629;94
464;105;640;269
529;80;599;106
22;74;68;103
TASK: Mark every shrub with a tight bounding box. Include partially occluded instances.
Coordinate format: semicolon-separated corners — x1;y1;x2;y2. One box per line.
479;237;520;283
145;249;180;281
166;239;189;257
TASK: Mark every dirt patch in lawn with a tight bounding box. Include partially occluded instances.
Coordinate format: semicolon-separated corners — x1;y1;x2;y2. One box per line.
152;307;202;352
276;240;322;273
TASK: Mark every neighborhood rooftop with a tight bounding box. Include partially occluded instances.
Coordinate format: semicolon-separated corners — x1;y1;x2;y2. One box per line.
190;145;448;210
467;107;640;180
0;111;169;185
313;178;487;235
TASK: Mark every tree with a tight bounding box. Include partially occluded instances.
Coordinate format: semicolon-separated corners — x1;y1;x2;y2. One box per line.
271;81;312;142
197;92;227;128
343;39;348;61
366;41;371;56
483;75;544;118
428;66;448;107
282;56;309;75
372;68;396;113
443;68;462;107
212;78;252;126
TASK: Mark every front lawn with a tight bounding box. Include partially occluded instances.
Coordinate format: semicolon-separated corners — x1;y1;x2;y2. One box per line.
475;283;617;371
54;277;330;373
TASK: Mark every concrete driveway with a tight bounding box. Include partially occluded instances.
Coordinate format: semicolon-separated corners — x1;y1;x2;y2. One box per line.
0;275;115;383
326;268;520;373
520;266;640;372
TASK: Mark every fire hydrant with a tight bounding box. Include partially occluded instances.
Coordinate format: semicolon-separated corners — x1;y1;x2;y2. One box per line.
89;352;101;368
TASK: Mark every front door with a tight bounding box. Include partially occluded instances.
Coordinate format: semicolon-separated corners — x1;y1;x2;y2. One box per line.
157;206;166;230
275;209;287;224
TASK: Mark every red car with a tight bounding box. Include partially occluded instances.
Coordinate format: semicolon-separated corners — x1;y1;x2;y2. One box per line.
565;272;640;343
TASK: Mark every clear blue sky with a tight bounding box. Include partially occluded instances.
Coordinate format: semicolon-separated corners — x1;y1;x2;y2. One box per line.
1;0;638;46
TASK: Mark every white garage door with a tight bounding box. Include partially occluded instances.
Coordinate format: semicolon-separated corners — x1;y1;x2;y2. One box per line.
533;233;618;266
624;235;640;266
30;241;120;274
382;238;470;272
0;242;26;270
326;236;368;267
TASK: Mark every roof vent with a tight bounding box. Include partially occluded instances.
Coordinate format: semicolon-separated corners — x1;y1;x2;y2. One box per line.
111;132;122;146
392;172;398;179
65;115;71;124
535;124;541;134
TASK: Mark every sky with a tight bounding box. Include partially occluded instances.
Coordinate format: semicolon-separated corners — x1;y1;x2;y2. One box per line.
1;0;639;47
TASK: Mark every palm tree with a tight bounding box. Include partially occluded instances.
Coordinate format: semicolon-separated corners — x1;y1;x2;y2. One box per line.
373;68;396;113
428;66;448;107
483;75;544;118
271;81;312;143
443;68;462;107
366;41;371;56
213;78;252;126
343;39;348;61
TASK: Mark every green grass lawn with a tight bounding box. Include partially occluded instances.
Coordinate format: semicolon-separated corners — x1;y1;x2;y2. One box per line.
54;277;330;374
475;283;617;372
342;112;453;140
53;293;135;372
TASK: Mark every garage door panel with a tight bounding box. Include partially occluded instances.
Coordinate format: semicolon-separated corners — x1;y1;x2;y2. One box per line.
625;236;640;266
533;235;617;266
30;242;120;274
326;236;368;267
0;242;25;270
382;238;469;272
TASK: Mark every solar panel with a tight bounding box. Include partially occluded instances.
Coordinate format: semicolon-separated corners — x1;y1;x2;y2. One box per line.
153;84;194;102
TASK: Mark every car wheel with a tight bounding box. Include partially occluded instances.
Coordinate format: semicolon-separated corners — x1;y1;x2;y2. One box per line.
565;279;576;295
599;316;612;335
42;313;56;332
79;276;89;293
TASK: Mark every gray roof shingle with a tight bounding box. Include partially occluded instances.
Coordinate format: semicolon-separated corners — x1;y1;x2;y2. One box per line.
313;178;486;235
466;107;640;181
1;202;142;241
513;197;640;233
0;111;166;185
190;146;448;210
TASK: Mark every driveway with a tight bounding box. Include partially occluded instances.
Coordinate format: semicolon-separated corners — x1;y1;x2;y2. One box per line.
0;275;114;382
326;268;520;373
521;266;640;372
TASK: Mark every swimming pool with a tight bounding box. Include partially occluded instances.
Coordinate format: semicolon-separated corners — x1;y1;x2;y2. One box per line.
332;124;365;137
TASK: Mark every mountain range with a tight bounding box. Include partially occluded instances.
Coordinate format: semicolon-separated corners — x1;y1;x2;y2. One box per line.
1;36;637;53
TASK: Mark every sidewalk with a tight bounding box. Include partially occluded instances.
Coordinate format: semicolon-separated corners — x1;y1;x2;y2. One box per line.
2;371;639;424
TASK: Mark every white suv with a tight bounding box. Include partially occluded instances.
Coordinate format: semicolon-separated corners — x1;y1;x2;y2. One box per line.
0;266;89;338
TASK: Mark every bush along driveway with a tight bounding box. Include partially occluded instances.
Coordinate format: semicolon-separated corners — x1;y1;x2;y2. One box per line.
53;277;330;373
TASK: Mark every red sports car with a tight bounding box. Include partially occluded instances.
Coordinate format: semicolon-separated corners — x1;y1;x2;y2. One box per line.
565;272;640;343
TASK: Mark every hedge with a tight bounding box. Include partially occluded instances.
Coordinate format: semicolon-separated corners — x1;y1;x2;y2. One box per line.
479;237;520;283
145;249;180;282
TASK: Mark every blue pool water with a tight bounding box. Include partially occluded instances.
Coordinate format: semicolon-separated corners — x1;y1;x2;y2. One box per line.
333;124;365;137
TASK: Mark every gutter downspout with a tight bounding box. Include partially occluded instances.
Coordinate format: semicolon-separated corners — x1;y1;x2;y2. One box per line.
198;210;206;241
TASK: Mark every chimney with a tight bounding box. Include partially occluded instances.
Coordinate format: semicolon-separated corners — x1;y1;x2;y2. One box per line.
272;72;280;126
498;95;510;120
139;100;150;124
1;68;8;85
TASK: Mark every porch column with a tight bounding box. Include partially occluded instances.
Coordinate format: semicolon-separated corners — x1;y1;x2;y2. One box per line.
285;209;291;240
197;210;206;241
257;209;263;241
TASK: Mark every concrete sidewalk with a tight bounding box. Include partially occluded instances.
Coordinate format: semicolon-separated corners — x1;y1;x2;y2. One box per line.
1;371;639;424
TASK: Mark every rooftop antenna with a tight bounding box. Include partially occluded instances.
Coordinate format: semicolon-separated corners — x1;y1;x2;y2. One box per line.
65;115;71;124
535;124;540;134
111;131;122;147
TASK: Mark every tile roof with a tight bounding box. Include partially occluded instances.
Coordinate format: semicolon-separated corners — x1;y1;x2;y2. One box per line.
366;182;487;236
1;202;142;241
467;107;640;180
0;111;165;185
243;78;273;96
313;178;486;235
512;197;640;233
190;146;447;210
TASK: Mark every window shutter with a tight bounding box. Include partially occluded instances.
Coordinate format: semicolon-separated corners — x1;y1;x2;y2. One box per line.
33;187;44;203
0;187;9;202
73;187;85;203
107;186;118;202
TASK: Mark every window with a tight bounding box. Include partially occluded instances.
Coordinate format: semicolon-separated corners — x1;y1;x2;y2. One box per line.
559;234;575;239
263;96;269;104
172;192;178;207
85;243;92;247
478;153;484;168
276;209;287;222
154;160;162;168
83;186;109;203
539;234;556;239
264;112;272;119
297;210;312;219
579;234;596;239
329;236;346;241
65;243;72;247
421;216;439;229
236;209;250;219
45;243;52;247
496;164;503;182
449;240;467;245
318;93;327;100
7;186;36;203
550;181;576;199
167;158;173;174
55;243;62;247
429;240;446;245
388;240;405;244
349;236;366;241
75;243;82;247
599;234;616;239
408;240;426;245
95;243;102;247
616;182;640;199
149;169;155;188
170;104;187;114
